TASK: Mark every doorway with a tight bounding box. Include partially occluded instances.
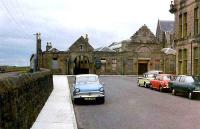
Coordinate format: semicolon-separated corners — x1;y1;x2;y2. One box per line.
138;63;148;75
74;55;89;75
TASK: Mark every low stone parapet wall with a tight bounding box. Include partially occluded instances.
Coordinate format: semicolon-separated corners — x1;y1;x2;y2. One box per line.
0;69;53;129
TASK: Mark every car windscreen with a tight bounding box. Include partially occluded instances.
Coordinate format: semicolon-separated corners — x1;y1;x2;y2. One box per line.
163;76;171;81
144;74;154;78
185;76;195;83
76;76;99;84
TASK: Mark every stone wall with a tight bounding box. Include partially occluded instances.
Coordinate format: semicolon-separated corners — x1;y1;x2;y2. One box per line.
0;69;53;129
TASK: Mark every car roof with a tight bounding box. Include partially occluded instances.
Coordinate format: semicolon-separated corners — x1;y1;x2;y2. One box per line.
157;74;172;76
177;75;187;77
76;74;98;78
145;70;163;74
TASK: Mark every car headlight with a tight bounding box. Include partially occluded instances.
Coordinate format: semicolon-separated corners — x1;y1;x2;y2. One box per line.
195;87;200;91
99;87;104;92
75;88;80;93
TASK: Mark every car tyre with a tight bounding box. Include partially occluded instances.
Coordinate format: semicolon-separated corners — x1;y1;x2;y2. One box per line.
159;86;163;92
150;85;153;90
73;98;78;104
188;92;193;99
99;97;105;104
172;89;176;95
144;83;147;88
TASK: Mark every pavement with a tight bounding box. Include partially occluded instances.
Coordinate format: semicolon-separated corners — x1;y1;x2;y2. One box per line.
31;75;77;129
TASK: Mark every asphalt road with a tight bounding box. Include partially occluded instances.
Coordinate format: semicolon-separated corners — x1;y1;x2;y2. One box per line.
69;76;200;129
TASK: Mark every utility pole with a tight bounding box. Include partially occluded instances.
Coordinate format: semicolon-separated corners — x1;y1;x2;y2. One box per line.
33;32;41;72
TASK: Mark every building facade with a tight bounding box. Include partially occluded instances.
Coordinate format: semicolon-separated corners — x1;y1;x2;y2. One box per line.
156;20;176;74
170;0;200;75
31;25;170;75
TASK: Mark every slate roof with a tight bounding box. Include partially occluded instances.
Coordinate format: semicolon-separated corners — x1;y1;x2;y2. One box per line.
159;20;174;33
94;47;116;52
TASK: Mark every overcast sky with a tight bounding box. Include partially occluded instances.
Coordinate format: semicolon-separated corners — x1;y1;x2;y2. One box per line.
0;0;174;66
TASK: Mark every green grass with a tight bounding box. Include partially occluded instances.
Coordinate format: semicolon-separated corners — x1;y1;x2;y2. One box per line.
4;66;30;73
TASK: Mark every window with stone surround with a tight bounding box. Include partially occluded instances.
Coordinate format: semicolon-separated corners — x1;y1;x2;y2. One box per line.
183;12;187;37
127;59;133;72
194;7;199;35
193;47;198;75
100;59;106;72
52;58;59;69
183;49;187;74
179;14;183;38
178;49;182;60
178;49;182;75
112;59;117;71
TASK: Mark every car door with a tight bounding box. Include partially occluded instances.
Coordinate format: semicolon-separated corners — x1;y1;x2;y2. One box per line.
155;76;162;90
152;76;159;89
177;77;187;93
172;76;182;91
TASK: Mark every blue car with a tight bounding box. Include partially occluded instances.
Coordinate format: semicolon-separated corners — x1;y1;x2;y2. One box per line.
72;74;105;104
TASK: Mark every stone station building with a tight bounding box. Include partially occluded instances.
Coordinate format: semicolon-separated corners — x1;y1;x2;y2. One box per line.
170;0;200;75
31;25;173;75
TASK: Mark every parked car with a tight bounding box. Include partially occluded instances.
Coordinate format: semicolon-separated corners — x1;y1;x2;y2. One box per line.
137;70;163;88
72;74;105;104
150;74;172;92
169;75;200;99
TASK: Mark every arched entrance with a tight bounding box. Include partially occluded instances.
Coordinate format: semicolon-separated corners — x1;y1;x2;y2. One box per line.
74;55;90;74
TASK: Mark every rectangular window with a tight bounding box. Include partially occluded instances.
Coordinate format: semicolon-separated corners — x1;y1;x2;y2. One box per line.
183;49;187;74
52;59;59;69
183;49;187;60
127;59;133;72
170;63;176;72
112;59;117;71
178;61;182;75
194;7;199;35
101;59;106;72
183;12;187;37
193;47;198;75
178;49;182;60
179;14;183;38
178;49;182;74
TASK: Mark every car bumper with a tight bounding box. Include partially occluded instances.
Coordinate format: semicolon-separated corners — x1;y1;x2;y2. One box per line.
192;90;200;93
73;94;104;99
162;86;169;89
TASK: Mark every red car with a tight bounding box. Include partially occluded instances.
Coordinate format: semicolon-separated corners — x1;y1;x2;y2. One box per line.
150;74;172;92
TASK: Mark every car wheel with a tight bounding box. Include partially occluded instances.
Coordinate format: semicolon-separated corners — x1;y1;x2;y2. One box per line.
159;86;163;92
99;97;105;104
137;82;140;87
188;92;193;99
172;89;176;95
150;85;153;90
144;83;147;88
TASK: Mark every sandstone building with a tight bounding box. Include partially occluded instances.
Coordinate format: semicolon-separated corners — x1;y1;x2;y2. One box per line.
156;20;176;74
31;25;175;75
170;0;200;75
